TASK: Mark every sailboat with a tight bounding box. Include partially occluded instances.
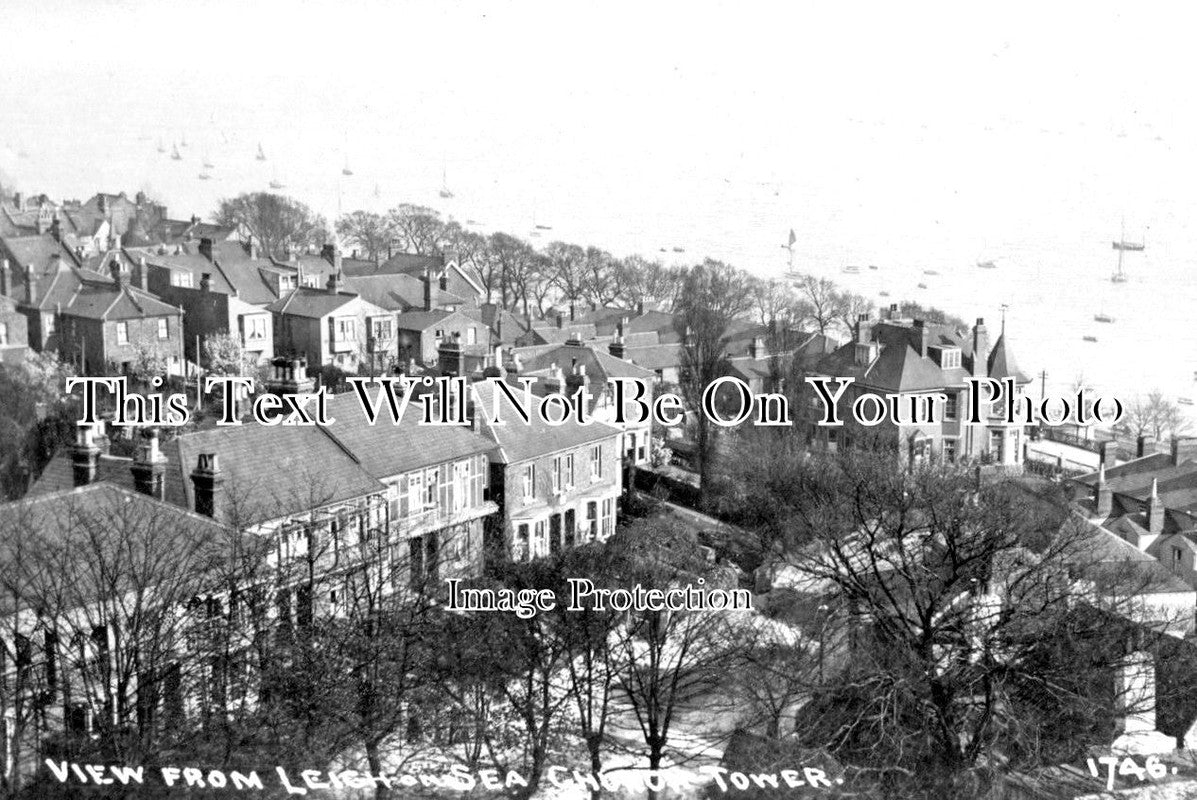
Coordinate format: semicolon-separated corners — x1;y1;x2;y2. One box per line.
198;172;211;181
202;156;214;169
439;168;454;199
1094;310;1114;323
171;143;182;161
1111;219;1145;283
256;143;266;161
156;139;166;154
269;177;285;190
180;134;188;148
977;260;997;269
341;156;354;177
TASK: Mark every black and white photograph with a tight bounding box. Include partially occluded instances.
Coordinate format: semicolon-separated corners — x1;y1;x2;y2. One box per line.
2;3;1197;798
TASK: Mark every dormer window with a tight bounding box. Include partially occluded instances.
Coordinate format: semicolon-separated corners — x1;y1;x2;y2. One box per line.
929;345;962;369
854;342;877;366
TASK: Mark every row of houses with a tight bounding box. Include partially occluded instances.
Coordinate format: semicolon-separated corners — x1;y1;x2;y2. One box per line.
0;364;630;768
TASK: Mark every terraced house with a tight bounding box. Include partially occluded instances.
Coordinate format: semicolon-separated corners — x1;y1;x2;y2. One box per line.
471;379;623;562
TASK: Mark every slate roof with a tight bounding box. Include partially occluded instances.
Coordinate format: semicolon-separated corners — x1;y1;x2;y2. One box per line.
267;287;361;318
28;452;139;497
396;308;453;331
470;380;621;464
160;424;384;526
319;392;495;479
1066;513;1194;595
63;277;182;321
987;333;1029;383
342;252;443;278
0;483;228;613
347;273;465;312
621;342;683;371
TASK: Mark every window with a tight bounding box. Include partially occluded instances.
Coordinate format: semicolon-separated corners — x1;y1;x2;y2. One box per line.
157;317;168;339
0;322;7;346
407;471;423;514
523;464;535;500
336;317;357;341
1174;547;1184;572
943;438;957;463
44;314;55;335
372;318;393;340
516;523;530;562
564;453;574;489
409;532;438;588
434;328;445;338
246;316;268;341
590;445;602;480
424;467;439;510
587;501;598;541
945;392;958;421
533;520;547;558
175;272;193;288
549;514;563;555
601;498;614;540
116;321;129;345
466;326;476;345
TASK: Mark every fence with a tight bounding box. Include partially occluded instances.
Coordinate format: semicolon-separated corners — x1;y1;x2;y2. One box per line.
1025;448;1093;480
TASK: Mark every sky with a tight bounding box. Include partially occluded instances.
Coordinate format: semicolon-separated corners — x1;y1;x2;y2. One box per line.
4;2;1197;404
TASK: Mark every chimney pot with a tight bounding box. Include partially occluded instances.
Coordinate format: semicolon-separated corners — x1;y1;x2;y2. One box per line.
191;452;225;519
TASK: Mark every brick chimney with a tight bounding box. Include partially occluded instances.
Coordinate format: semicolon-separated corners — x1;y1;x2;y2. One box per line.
565;363;587;396
1137;435;1155;458
191;453;225;520
71;423;101;487
136;256;149;291
1147;478;1164;536
109;258;129;288
266;357;315;396
1096;463;1113;517
853;312;873;344
1099;440;1118;470
130;428;167;500
912;319;929;357
49;215;61;242
609;318;627;359
972;318;989;377
439;271;448;291
326;270;344;294
200;273;212;292
198;237;214;262
748;336;766;359
1171;437;1197;466
423;266;434;311
505;353;522;385
321;242;343;273
25;264;37;306
0;259;8;297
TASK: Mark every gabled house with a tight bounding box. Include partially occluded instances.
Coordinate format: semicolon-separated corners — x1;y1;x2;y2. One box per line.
320;392;499;587
0;233;81;352
56;258;185;376
396;306;489;366
133;237;282;364
342;251;484;306
268;274;395;373
470;380;623;562
810;307;1030;466
510;337;657;466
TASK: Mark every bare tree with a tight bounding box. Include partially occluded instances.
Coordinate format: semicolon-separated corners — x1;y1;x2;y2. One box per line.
676;259;755;495
336;211;394;262
543;241;587;318
793;274;844;336
386;204;446;256
214;193;329;258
